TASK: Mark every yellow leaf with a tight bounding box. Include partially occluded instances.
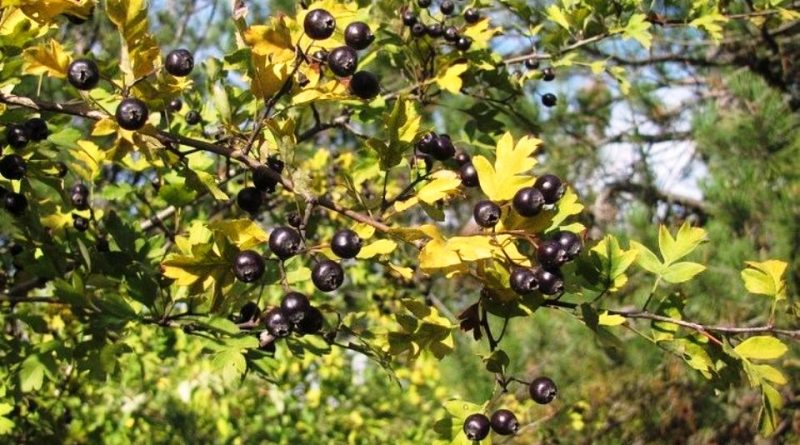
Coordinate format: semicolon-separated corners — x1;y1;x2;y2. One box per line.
462;18;499;50
393;196;419;213
734;336;788;361
92;118;118;136
251;57;292;100
546;5;571;30
388;263;414;280
243;16;295;63
17;0;94;25
357;239;398;259
598;311;626;326
107;0;159;81
741;260;788;300
71;140;105;181
417;170;461;204
436;63;468;94
473;132;540;201
207;219;268;250
22;39;70;78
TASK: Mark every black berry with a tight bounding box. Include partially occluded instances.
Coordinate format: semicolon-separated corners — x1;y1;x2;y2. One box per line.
415;131;437;155
165;49;194;77
327;46;358;77
459;162;479;188
115;98;149;130
72;214;89;232
67;59;100;90
529;376;558;404
266;156;284;174
236;186;262;214
281;292;311;324
168;98;183;112
269;226;302;260
464;8;480;23
0;154;27;180
440;0;455;15
295;306;324;335
426;23;443;38
24;118;49;141
542;93;557;107
444;26;459;42
312;259;344;292
454;151;470;165
331;229;362;259
312;49;329;63
534;174;565;204
430;134;455;160
554;231;582;260
4;192;27;216
542;67;555;81
537;240;568;270
264;308;292;338
455;36;472;51
402;11;417;27
473;200;501;228
55;162;68;178
534;267;564;295
463;413;490;441
233;250;265;283
524;58;540;70
238;301;261;323
304;9;336;40
71;183;90;210
418;0;431;7
490;409;519;435
253;165;279;192
510;267;538;295
344;21;374;50
349;71;380;100
512;186;545;217
185;110;201;125
287;212;302;228
5;124;30;149
411;23;426;37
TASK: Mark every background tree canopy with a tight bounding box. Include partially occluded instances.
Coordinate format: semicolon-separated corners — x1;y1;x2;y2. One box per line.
0;0;798;443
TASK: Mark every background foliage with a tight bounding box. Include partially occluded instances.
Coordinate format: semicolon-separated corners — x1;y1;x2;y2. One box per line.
0;0;799;443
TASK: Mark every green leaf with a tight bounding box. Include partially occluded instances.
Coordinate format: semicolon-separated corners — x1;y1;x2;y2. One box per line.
752;364;787;385
483;350;509;373
759;383;783;436
734;336;787;360
212;349;247;383
19;354;46;392
661;261;705;284
185;168;229;201
545;5;571;30
622;13;652;48
629;241;664;275
372;97;420;170
658;223;706;265
589;235;638;291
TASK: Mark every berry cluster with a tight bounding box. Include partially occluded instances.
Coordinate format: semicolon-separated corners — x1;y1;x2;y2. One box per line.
237;291;325;352
1;116;51;216
231;227;363;348
304;9;380;100
402;0;481;51
461;377;557;440
66;48;195;132
236;156;285;214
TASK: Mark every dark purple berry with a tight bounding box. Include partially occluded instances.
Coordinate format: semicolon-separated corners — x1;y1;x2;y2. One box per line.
331;229;362;259
529;376;558;404
269;226;302;260
264;308;292;337
327;46;358;77
510;267;538;295
459;162;479;188
473;200;501;228
165;49;194;77
344;21;374;50
534;174;565;204
281;292;311;324
233;250;265;283
67;59;100;90
512;186;545;217
490;409;519;435
463;413;490;441
115;98;149;130
312;259;344;292
304;9;336;40
236;186;262;214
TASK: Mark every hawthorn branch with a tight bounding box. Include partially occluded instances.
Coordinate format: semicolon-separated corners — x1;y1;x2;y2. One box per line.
542;300;800;339
0;91;391;233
